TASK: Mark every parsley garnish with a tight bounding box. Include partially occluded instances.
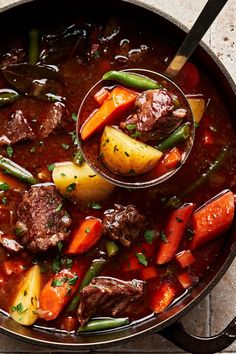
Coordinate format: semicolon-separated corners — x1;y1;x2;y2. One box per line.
160;230;168;243
51;279;64;287
73;150;84;165
144;229;155;244
66;183;76;194
57;241;63;253
67;275;78;286
55;203;63;213
176;216;183;222
88;201;102;209
61;143;70;150
85;227;91;233
66;258;73;269
6;145;13;157
11;303;26;314
0;183;9;191
72;113;78;122
52;257;61;273
126;123;137;131
1;197;7;205
47;163;55;172
135;252;148;266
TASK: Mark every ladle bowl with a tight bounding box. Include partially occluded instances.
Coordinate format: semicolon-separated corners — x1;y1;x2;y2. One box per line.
77;68;195;189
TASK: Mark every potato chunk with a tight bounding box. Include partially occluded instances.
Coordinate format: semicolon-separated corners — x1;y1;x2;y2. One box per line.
52;161;115;203
100;126;162;175
10;265;41;326
187;97;205;123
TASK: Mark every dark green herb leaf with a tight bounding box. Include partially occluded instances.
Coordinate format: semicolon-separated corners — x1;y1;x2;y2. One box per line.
72;113;78;122
125;151;130;157
126;123;136;131
67;274;78;286
144;229;155;244
160;230;168;243
66;183;76;193
85;227;91;233
55;203;63;213
11;302;25;314
176;217;183;222
61;143;70;150
135;252;148;266
1;197;7;205
66;258;73;269
52;257;61;273
6;146;13;157
131;131;141;138
73;150;84;165
57;241;63;252
0;183;9;191
47;163;55;171
51;279;64;287
88;201;102;210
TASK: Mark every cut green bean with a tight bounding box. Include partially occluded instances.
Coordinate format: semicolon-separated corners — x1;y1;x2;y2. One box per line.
105;240;119;257
0;156;39;185
0;89;19;107
67;258;107;312
182;145;230;196
78;317;129;332
28;29;40;65
156;123;191;152
103;70;161;90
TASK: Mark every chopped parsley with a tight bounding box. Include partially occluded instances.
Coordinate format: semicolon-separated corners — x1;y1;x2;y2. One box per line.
51;279;64;287
144;229;155;244
67;274;78;286
0;183;9;191
85;227;91;234
52;257;61;273
126;123;137;131
30;147;36;153
47;163;55;171
160;230;168;243
1;197;7;205
61;143;70;150
135;252;148;266
131;131;141;139
187;227;195;240
66;183;76;194
176;216;183;222
72;113;78;122
57;241;63;253
66;258;73;269
6;145;13;157
88;201;102;210
11;303;27;314
73;150;84;165
55;203;63;213
125;151;130;157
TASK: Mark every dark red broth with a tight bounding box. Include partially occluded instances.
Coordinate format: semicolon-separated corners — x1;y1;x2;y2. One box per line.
0;16;235;333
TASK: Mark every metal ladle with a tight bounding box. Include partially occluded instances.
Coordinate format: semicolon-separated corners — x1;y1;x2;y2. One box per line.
77;0;228;189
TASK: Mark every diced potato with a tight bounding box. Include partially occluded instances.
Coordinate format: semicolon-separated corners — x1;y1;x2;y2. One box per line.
100;126;162;175
187;96;205;123
52;161;115;203
10;265;41;326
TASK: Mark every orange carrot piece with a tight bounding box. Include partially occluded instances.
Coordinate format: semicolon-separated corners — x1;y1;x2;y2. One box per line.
94;87;110;106
150;282;176;313
189;190;235;250
80;86;138;140
140;266;158;280
122;242;154;272
65;218;103;255
153;147;181;177
38;263;86;321
177;272;193;289
156;203;195;265
175;250;196;268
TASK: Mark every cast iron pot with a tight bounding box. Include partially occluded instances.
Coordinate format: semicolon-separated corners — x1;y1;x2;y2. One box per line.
0;0;236;352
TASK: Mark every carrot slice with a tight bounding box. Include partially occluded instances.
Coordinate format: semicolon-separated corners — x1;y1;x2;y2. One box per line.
80;86;138;140
153;147;181;177
140;266;158;280
150;282;176;313
156;203;195;265
3;259;27;275
189;190;235;250
122;242;154;272
177;272;193;289
175;250;196;268
38;263;86;321
94;87;110;106
65;218;103;255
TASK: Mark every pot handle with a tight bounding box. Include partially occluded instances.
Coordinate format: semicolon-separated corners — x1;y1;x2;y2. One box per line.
159;316;236;354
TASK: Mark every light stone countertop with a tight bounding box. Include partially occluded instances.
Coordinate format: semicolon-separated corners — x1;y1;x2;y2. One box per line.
0;0;235;353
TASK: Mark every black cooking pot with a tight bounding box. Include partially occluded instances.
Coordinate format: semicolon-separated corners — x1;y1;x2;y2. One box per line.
0;0;236;353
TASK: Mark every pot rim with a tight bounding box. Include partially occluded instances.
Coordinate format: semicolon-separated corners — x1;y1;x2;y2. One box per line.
0;0;235;349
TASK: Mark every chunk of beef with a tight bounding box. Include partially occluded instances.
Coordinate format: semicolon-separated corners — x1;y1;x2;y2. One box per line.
0;100;67;146
120;89;186;142
16;184;71;253
77;277;144;326
103;204;145;247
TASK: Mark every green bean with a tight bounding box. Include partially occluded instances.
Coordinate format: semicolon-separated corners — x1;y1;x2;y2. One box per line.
78;317;129;332
103;70;161;90
67;258;107;312
105;240;119;257
73;149;84;166
28;29;40;65
156;123;191;152
0;89;19;107
182;145;230;196
0;156;39;185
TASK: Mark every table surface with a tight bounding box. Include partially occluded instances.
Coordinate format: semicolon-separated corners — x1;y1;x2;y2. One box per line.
0;0;235;353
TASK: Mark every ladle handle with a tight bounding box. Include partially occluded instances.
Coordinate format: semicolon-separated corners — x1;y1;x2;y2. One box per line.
165;0;229;79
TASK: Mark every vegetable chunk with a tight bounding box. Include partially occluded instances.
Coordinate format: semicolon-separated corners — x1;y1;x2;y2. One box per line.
100;126;162;175
10;265;41;326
